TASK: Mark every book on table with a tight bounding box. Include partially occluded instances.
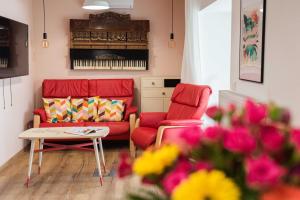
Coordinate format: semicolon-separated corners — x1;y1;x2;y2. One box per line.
64;127;103;136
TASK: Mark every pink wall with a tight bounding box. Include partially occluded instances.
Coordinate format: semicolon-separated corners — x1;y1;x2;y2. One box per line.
0;0;34;166
32;0;185;108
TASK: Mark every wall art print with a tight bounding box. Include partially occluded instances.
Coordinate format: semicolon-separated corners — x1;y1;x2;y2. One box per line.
240;0;266;83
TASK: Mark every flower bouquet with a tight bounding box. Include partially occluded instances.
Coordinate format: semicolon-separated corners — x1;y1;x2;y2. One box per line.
118;99;300;200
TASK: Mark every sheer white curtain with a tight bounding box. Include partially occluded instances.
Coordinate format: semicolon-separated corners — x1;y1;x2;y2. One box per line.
181;0;202;84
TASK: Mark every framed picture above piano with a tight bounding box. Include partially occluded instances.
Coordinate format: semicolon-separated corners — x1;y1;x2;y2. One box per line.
69;12;150;71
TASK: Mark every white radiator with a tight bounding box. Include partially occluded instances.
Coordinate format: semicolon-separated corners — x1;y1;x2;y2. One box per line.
219;90;251;108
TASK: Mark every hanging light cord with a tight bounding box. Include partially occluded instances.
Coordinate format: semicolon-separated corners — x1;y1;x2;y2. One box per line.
171;0;174;34
43;0;46;33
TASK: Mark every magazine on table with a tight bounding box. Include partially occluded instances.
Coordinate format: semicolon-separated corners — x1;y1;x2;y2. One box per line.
64;127;103;136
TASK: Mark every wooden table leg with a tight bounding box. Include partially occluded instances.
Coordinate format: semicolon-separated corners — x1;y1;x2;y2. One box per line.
26;139;36;188
98;138;106;173
38;138;44;174
93;138;103;186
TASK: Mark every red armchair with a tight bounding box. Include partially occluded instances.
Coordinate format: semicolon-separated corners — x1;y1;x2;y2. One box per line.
130;83;212;157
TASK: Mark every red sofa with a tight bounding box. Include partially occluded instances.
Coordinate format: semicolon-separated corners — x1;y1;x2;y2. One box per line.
33;79;137;141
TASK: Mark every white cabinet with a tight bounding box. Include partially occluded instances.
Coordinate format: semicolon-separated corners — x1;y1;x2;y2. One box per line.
141;77;180;112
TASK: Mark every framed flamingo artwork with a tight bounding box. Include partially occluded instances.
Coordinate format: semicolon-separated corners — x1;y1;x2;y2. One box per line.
239;0;266;83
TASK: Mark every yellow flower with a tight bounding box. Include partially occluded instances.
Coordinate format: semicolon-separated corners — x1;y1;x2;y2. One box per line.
172;170;241;200
133;144;180;177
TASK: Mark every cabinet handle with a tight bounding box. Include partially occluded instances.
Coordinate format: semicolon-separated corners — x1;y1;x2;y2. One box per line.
152;82;155;85
162;92;166;95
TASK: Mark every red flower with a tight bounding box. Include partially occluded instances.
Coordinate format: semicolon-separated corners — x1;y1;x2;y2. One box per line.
291;129;300;150
194;161;213;171
203;125;226;142
246;155;285;188
245;99;267;124
260;126;285;152
117;151;132;178
206;106;224;122
224;127;256;154
162;159;191;194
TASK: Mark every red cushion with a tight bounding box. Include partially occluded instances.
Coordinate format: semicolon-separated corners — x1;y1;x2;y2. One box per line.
140;112;167;129
167;87;211;120
34;108;47;122
88;79;134;97
39;122;85;127
131;127;158;150
84;122;129;136
171;84;211;107
43;79;89;98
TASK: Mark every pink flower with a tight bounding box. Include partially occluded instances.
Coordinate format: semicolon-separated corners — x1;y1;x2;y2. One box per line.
164;126;202;152
291;129;300;150
203;125;226;142
246;155;286;188
118;151;132;178
260;126;285;152
206;106;224;122
180;126;202;147
162;159;191;194
245;99;267;124
228;103;237;115
224;127;256;154
195;161;213;171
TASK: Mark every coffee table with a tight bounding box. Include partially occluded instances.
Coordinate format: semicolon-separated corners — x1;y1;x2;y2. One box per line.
19;127;109;187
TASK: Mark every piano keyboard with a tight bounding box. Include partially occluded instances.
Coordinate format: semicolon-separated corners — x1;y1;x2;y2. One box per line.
0;58;8;68
73;59;147;70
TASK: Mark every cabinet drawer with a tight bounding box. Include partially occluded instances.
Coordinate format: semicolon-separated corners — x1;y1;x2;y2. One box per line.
142;88;173;98
141;98;164;112
142;79;163;88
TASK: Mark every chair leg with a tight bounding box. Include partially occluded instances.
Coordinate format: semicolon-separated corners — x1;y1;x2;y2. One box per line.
130;140;136;158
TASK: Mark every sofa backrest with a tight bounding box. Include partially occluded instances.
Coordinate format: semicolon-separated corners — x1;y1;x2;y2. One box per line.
42;79;134;107
166;83;212;120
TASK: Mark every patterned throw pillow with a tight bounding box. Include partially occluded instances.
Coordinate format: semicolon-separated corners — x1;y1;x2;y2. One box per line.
43;97;72;123
97;98;125;122
71;97;99;122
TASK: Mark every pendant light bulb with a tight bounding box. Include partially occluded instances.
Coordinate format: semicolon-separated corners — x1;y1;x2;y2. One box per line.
42;32;49;48
168;0;176;48
168;33;176;48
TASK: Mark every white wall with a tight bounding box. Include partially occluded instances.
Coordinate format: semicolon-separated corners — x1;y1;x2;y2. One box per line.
231;0;300;125
0;0;34;166
31;0;185;109
199;0;231;106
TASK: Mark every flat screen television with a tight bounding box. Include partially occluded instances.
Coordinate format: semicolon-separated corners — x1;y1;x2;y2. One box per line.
0;16;29;79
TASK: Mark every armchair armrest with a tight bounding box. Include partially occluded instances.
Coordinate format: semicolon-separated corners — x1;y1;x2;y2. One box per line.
124;106;138;121
140;112;168;129
33;108;47;123
159;120;202;126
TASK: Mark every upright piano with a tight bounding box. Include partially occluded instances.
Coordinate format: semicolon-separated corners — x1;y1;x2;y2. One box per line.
70;12;150;71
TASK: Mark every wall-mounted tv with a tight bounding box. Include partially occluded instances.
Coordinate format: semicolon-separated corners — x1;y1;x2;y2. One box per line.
0;16;28;79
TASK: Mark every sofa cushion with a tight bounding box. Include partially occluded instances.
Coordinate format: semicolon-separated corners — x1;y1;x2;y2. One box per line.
71;97;99;122
40;122;85;128
88;79;134;97
43;79;89;98
171;84;211;107
84;121;130;136
97;98;125;122
43;97;72;123
131;127;158;150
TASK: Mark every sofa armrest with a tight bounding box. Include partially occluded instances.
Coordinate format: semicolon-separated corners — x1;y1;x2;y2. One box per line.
33;108;47;122
140;112;168;129
33;115;41;128
124;106;138;121
159;120;202;126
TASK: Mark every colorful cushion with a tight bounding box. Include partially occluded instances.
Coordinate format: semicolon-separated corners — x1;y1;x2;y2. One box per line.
97;98;125;122
71;97;99;122
43;97;72;123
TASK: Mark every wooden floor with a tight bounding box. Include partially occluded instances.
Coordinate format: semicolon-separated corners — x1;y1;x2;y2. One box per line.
0;143;134;200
